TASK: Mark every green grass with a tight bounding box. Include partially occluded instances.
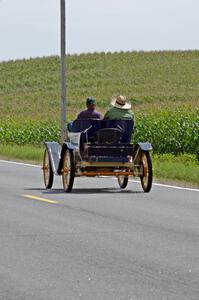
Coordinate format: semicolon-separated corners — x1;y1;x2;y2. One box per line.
0;144;43;165
153;154;199;188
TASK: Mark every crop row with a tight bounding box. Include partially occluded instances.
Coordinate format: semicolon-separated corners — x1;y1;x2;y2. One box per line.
0;110;198;159
133;110;199;159
0;121;60;145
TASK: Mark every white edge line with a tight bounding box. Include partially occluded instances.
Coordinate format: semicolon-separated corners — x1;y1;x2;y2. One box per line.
0;159;198;192
128;179;199;192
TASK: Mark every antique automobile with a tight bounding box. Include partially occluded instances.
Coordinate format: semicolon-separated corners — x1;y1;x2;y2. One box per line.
42;119;153;192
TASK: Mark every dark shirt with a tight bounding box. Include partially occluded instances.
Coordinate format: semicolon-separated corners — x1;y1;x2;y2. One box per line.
76;108;103;120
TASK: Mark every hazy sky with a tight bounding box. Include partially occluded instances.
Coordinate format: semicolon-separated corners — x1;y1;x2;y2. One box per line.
0;0;198;61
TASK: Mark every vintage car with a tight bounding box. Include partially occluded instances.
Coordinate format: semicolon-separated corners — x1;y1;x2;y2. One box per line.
42;119;153;192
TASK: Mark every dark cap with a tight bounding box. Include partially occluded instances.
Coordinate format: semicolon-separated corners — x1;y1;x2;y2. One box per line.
86;97;96;106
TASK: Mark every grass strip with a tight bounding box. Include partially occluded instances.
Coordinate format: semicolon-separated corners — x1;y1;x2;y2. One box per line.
153;154;199;188
0;144;43;165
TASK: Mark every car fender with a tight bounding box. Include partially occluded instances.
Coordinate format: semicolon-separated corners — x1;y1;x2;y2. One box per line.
137;142;153;151
44;141;62;175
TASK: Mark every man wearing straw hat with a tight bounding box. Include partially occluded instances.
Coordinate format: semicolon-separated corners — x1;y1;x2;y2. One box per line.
104;95;134;121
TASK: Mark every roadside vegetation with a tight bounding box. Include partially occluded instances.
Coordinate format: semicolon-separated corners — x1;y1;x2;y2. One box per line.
153;154;199;188
0;50;198;187
0;144;43;165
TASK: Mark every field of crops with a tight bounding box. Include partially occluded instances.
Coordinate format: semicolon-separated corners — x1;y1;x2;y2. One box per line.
134;108;199;159
0;50;198;120
0;107;198;159
0;50;198;160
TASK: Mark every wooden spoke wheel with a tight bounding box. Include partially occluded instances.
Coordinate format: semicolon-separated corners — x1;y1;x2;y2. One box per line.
62;149;75;193
43;149;54;189
140;151;153;192
118;174;128;189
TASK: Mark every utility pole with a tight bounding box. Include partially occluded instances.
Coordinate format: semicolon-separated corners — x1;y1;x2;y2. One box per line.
60;0;67;143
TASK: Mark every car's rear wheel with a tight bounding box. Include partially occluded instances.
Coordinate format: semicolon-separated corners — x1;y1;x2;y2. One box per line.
140;151;153;192
118;175;128;189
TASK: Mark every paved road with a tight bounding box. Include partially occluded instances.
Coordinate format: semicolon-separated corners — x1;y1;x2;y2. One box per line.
0;160;199;300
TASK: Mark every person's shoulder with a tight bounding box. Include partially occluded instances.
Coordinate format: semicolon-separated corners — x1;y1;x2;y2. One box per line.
76;109;87;119
104;106;114;113
103;109;111;119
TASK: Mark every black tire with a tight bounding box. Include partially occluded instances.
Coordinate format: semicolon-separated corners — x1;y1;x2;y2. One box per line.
62;149;75;192
118;175;128;189
140;151;153;192
43;149;54;189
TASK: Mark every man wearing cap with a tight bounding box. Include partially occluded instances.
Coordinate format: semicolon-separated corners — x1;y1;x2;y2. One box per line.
104;95;134;121
76;97;103;120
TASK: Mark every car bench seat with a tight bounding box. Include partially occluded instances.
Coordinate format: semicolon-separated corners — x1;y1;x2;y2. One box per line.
69;119;134;143
96;128;122;144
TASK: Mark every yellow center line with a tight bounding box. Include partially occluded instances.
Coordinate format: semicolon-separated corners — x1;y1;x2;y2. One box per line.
22;194;59;204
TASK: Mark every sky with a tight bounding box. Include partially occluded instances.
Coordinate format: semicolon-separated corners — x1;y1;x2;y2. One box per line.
0;0;198;62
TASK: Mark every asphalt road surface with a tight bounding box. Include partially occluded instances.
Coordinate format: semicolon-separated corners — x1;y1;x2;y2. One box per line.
0;159;199;300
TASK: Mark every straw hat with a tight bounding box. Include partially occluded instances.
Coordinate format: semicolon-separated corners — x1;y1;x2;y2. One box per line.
111;95;131;110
